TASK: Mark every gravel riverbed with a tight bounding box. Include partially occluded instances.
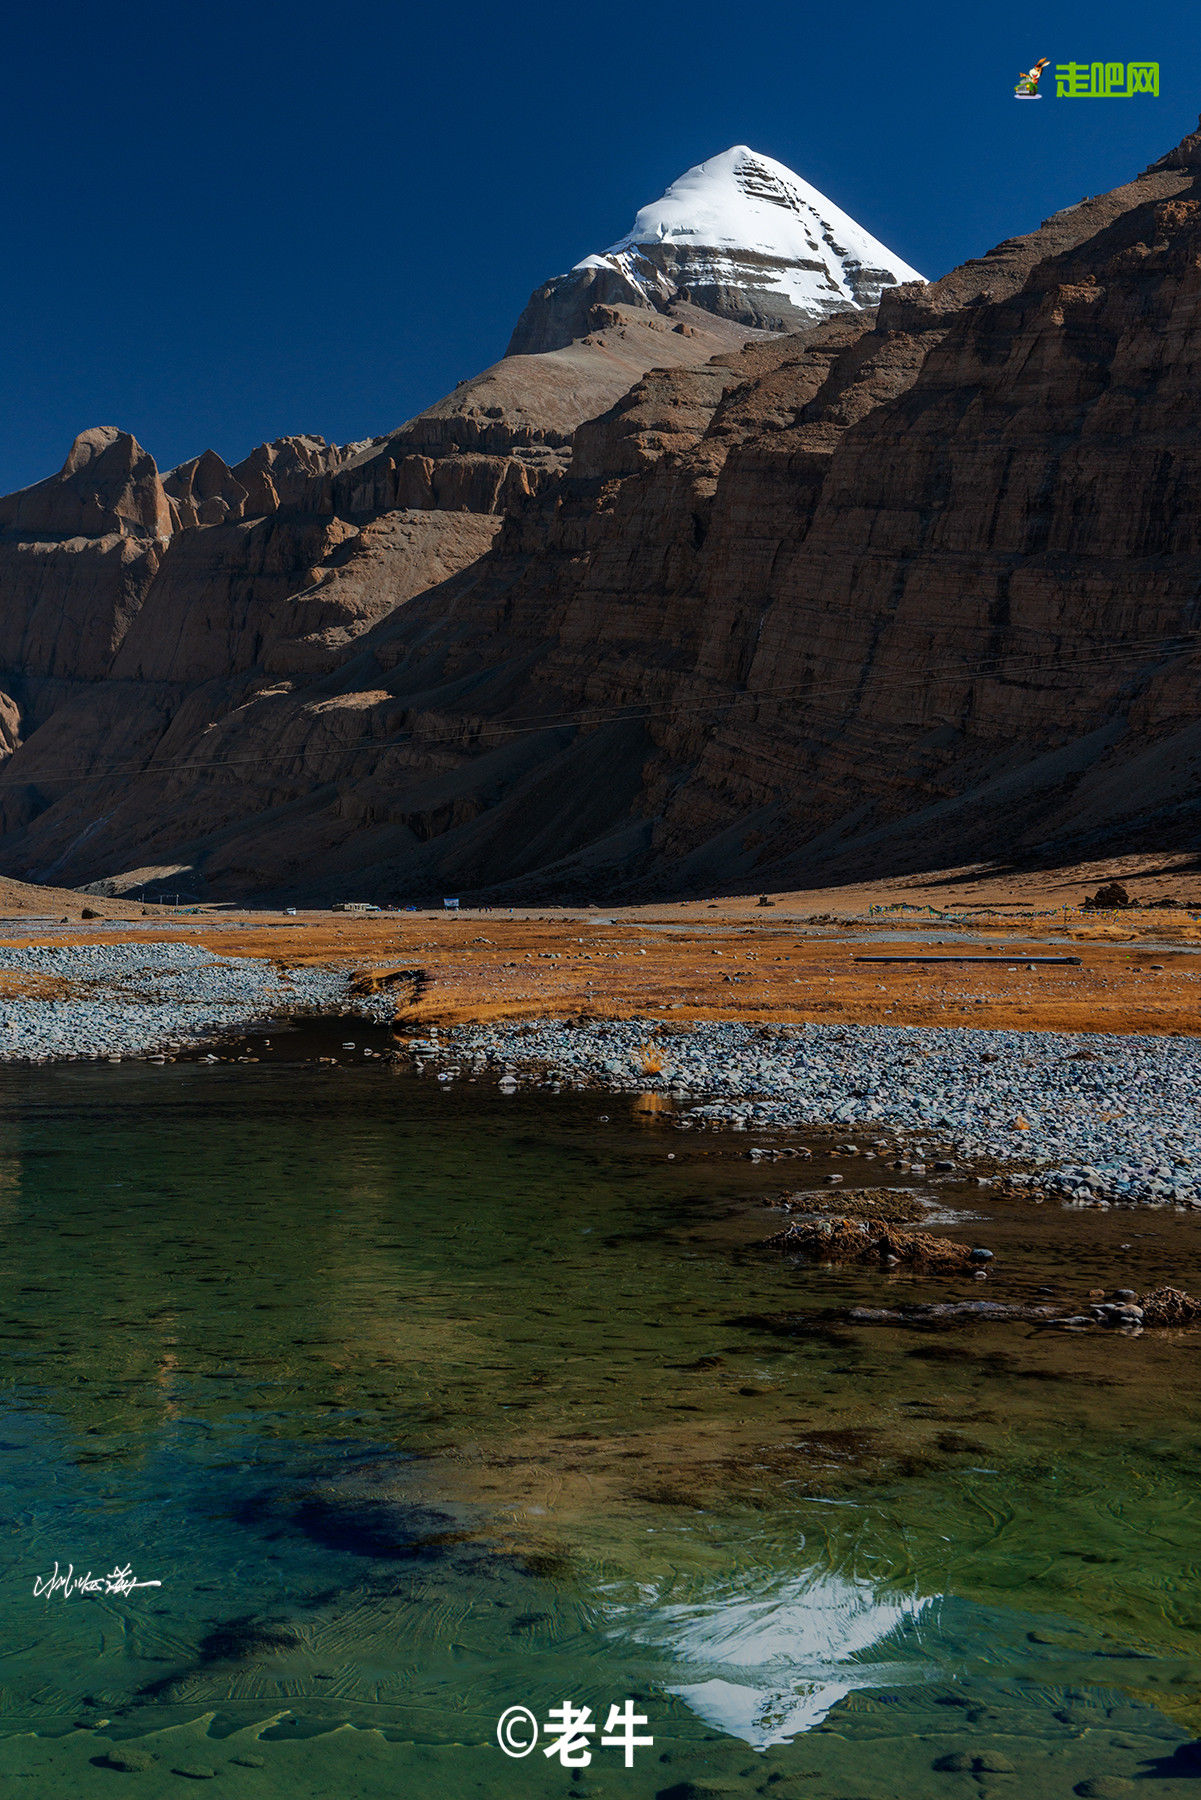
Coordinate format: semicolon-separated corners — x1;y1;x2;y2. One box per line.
427;1016;1201;1207
0;944;394;1061
3;942;1198;1205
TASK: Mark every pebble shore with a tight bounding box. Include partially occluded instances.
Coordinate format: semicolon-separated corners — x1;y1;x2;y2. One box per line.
2;940;1197;1205
428;1017;1201;1206
0;943;394;1062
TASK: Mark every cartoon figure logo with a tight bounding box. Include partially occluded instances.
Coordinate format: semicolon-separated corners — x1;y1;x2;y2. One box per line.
1015;56;1049;97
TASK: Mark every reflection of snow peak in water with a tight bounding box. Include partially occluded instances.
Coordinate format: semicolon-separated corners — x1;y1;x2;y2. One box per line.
614;1569;934;1748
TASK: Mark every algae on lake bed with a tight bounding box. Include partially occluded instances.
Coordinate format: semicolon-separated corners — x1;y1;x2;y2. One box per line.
1;1053;1201;1796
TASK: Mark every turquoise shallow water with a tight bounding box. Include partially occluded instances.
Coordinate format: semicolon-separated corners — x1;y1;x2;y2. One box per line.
1;1047;1201;1796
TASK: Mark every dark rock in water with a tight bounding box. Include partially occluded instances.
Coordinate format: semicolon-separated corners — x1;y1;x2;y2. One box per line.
197;1618;301;1663
656;1782;742;1800
509;1611;552;1635
1074;1778;1136;1798
272;1461;459;1561
936;1430;990;1456
1140;1739;1201;1777
92;1746;157;1772
934;1749;1016;1775
230;1755;266;1768
133;1610;307;1707
850;1300;1058;1327
170;1769;217;1781
851;1279;1201;1332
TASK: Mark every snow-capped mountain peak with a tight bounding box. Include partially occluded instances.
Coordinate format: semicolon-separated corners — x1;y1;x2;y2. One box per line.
578;146;923;320
508;146;923;355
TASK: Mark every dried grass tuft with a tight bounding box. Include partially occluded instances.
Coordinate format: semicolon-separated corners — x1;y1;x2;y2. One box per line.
1139;1286;1201;1326
781;1187;928;1224
765;1217;980;1274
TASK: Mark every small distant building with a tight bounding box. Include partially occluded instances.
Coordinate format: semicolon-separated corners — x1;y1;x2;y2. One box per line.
333;901;381;913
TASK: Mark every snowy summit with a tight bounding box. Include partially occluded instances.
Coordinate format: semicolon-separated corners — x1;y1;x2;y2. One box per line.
577;145;924;322
508;145;924;354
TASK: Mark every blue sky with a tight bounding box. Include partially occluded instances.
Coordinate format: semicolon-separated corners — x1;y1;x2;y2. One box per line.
0;0;1196;493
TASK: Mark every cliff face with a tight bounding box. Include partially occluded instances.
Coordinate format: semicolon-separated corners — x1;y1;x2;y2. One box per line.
2;130;1201;901
0;160;783;897
295;140;1201;903
655;150;1201;887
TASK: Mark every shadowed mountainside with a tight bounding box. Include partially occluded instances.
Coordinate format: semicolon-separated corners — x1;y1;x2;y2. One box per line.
1;129;1201;902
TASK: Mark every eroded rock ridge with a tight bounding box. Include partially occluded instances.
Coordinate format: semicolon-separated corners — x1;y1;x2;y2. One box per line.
1;132;1198;902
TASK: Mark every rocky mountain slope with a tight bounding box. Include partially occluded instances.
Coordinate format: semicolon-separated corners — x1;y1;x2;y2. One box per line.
1;128;1199;903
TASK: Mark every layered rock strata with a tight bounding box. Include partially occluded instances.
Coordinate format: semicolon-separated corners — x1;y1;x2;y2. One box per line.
3;132;1201;901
